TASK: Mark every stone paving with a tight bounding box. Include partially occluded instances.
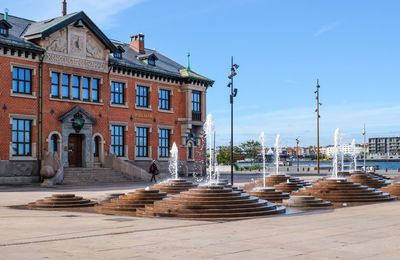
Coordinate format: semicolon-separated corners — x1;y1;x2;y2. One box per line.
1;184;400;259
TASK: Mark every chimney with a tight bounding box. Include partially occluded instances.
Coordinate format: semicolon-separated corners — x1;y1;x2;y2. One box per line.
62;0;67;16
130;33;145;54
4;8;8;21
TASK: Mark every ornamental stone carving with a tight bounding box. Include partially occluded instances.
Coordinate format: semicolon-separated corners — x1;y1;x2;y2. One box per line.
45;28;67;53
86;32;103;60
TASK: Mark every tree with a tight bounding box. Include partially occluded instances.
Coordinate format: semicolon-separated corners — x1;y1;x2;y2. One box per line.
216;146;242;165
239;140;262;163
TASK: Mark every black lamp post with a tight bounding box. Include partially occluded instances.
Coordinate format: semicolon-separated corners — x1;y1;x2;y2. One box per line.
296;137;300;171
228;56;239;185
314;80;322;175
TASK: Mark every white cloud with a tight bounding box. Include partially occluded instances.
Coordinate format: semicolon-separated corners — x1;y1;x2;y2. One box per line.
313;21;341;37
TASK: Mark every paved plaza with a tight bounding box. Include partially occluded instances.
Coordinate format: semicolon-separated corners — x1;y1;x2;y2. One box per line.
1;184;400;260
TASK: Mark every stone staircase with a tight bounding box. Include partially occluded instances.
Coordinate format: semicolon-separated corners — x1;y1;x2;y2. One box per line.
62;167;138;186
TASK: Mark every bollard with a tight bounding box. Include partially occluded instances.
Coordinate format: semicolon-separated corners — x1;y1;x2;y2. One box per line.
307;167;310;172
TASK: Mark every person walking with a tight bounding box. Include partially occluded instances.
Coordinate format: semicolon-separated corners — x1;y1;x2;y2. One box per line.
149;160;159;183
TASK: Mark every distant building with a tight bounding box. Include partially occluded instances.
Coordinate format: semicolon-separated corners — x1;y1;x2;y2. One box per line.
368;137;400;160
322;144;363;158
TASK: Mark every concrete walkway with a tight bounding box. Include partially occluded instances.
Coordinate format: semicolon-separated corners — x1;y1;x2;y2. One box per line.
0;185;400;259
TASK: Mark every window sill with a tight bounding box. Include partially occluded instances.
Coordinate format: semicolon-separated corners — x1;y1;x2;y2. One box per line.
110;103;128;109
10;92;37;99
135;157;152;161
10;156;37;161
157;157;169;161
135;106;152;111
158;108;174;114
49;97;104;106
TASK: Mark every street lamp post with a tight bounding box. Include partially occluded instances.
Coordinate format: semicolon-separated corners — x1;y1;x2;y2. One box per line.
315;80;322;175
296;137;300;171
228;56;239;185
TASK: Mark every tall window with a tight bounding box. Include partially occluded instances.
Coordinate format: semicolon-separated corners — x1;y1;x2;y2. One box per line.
12;119;31;156
51;72;59;97
92;78;99;102
82;77;90;101
136;85;149;108
50;134;58;153
62;73;70;98
136;127;149;157
192;91;201;112
192;91;201;121
12;67;32;94
159;129;170;158
72;75;80;99
111;81;125;105
159;89;170;110
111;125;125;157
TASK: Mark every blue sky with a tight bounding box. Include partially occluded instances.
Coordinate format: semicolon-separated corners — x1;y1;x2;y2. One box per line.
2;0;400;147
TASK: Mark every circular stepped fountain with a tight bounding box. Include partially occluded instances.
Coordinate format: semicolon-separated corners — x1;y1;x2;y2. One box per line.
282;196;332;209
244;174;310;191
350;173;389;189
153;179;197;194
368;172;391;180
97;193;125;203
140;185;285;221
248;187;289;203
274;181;303;193
294;178;395;204
381;182;400;197
96;189;167;214
28;194;96;208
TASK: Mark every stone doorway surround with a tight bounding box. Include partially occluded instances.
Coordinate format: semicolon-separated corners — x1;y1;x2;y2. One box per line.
59;106;97;168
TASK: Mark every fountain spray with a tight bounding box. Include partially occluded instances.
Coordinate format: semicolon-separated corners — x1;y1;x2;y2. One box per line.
274;134;281;175
332;128;340;179
169;142;179;180
260;132;266;187
204;114;215;185
351;139;357;172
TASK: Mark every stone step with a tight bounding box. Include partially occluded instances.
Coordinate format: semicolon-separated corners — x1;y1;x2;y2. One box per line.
62;167;138;185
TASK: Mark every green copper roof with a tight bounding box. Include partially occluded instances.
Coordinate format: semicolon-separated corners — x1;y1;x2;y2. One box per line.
179;68;213;84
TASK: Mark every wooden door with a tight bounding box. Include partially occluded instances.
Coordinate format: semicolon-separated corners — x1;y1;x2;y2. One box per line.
68;134;82;167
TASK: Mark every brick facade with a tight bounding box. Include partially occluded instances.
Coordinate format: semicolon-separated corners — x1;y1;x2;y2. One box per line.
0;11;212;183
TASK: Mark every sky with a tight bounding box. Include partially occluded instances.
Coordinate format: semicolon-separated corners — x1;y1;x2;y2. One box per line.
2;0;400;147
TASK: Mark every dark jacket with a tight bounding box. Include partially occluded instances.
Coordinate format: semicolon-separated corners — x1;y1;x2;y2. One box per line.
149;162;159;175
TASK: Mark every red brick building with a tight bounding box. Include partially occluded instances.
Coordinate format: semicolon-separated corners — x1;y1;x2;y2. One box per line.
0;7;213;184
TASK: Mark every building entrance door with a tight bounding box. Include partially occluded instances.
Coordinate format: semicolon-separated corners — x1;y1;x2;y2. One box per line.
68;134;83;167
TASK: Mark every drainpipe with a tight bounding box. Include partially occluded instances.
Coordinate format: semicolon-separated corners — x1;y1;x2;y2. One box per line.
38;54;44;181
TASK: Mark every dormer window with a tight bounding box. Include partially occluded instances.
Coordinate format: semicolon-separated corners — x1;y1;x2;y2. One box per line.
137;53;158;66
114;51;122;59
147;57;156;66
113;45;125;59
0;19;12;37
0;27;8;36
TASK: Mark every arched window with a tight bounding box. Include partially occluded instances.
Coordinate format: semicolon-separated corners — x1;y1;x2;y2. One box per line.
50;134;58;153
187;142;194;160
94;135;101;157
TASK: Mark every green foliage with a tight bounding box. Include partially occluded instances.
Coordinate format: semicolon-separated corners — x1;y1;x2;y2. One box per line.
239;140;262;162
216;146;241;165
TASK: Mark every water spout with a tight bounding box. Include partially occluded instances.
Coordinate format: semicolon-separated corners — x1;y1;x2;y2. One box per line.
274;134;281;175
260;132;266;187
169;142;179;180
204;114;215;185
332;128;340;179
351;139;357;172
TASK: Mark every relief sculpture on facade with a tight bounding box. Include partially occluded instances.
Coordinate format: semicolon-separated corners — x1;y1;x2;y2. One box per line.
86;32;103;60
45;28;67;53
